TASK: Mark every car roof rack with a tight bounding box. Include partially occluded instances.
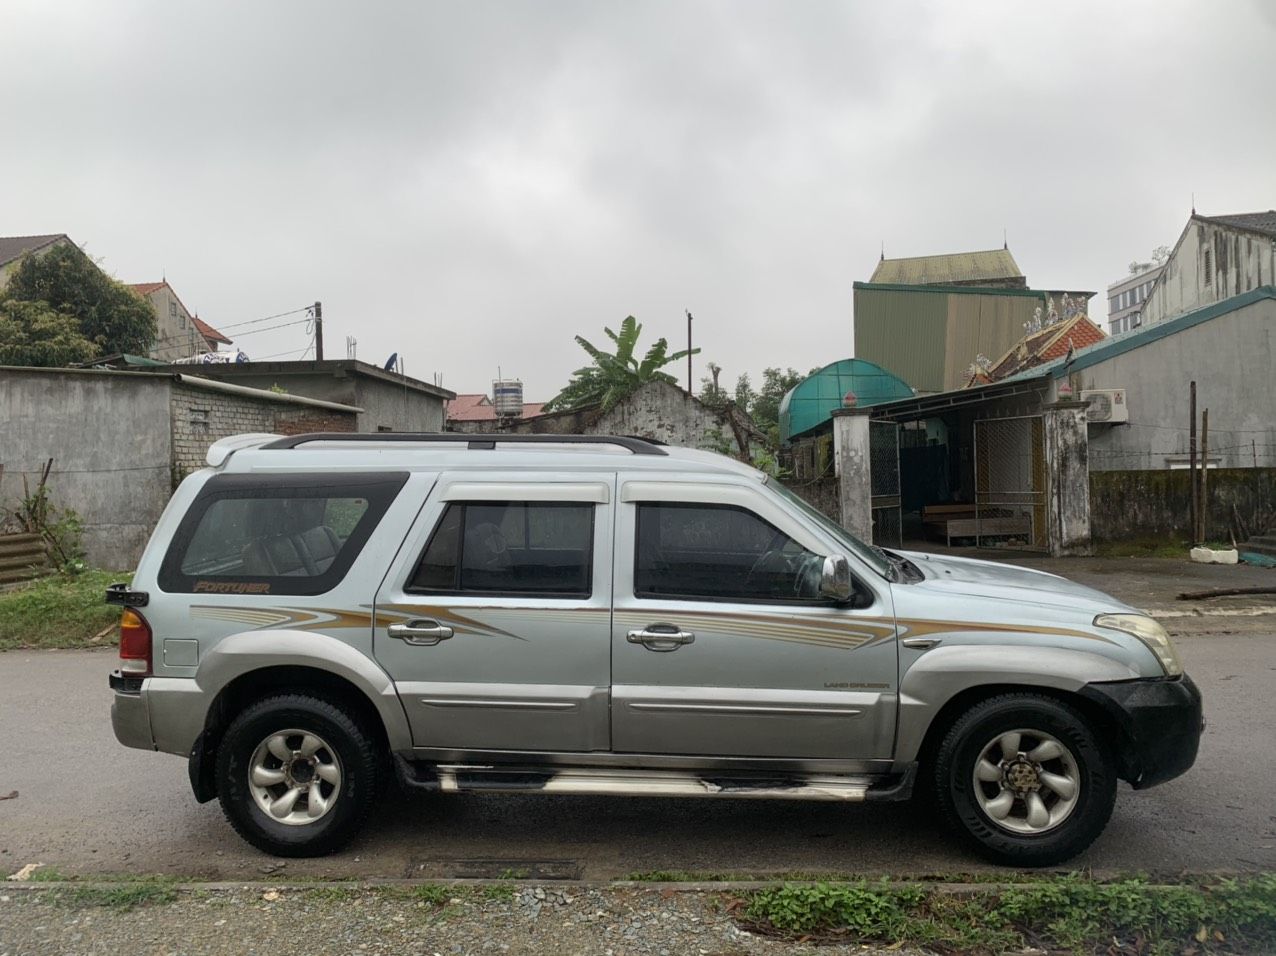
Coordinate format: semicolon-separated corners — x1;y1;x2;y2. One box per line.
260;433;669;455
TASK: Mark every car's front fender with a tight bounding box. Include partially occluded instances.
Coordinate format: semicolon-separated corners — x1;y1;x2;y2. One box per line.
893;643;1143;765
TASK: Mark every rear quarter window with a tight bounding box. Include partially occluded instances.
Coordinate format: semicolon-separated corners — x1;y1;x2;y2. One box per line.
158;472;408;596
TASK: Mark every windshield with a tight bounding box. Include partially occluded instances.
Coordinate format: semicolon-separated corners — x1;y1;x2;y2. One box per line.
765;478;892;579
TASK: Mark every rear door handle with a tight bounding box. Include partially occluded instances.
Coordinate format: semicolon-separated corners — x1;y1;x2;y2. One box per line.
627;624;695;652
388;619;454;646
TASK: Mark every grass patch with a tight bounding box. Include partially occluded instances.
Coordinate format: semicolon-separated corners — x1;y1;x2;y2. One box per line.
0;569;123;651
481;883;516;902
414;883;451;905
495;867;531;880
740;874;1276;955
1095;538;1234;559
56;882;178;911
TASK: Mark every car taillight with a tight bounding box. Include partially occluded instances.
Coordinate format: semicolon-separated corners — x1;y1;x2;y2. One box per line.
118;609;153;676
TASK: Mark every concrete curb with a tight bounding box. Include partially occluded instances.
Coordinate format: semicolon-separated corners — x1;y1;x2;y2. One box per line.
1;876;1250;896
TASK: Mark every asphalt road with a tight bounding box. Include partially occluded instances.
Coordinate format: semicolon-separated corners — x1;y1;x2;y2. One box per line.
2;612;1274;882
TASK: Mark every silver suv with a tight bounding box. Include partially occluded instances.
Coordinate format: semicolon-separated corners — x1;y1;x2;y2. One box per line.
108;433;1202;866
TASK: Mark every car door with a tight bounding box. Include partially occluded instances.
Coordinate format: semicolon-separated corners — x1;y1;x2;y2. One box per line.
611;478;898;761
373;472;614;754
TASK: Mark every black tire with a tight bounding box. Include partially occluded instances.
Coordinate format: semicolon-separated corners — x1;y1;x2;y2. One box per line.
215;694;380;857
933;693;1116;867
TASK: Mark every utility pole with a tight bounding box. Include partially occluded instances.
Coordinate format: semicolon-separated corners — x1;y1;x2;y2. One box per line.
686;310;693;393
313;301;324;361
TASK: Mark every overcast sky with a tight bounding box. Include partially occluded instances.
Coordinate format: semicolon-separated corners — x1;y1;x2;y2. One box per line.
2;0;1273;399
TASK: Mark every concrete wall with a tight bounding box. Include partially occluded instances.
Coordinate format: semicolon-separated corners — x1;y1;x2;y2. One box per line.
0;368;360;570
1143;219;1276;326
505;380;764;457
1090;468;1276;543
354;378;445;433
164;363;448;433
1064;295;1276;470
169;382;356;484
0;368;173;569
780;476;840;522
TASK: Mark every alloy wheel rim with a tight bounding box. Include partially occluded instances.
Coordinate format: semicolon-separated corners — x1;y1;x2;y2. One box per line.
247;728;342;826
972;728;1081;835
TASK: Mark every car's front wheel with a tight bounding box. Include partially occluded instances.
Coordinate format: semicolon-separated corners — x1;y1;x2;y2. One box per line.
215;694;379;857
933;692;1116;867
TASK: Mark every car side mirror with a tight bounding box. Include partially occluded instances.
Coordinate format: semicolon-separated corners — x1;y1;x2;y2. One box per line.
819;554;854;603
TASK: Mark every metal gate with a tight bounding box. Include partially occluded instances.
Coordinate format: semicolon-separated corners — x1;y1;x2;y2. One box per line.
869;420;902;547
973;416;1046;550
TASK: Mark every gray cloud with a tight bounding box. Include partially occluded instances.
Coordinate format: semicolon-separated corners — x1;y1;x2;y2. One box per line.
2;0;1272;398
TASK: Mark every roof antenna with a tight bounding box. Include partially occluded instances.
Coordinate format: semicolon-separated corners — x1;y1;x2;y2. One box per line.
1191;192;1196;215
1003;228;1008;250
880;241;885;261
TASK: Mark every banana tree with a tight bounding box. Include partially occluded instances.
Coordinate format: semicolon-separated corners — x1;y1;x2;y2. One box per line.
544;316;699;412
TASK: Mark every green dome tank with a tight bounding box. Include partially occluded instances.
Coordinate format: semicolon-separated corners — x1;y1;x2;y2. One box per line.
779;358;913;443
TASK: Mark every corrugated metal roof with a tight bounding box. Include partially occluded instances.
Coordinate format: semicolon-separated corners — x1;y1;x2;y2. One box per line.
870;248;1023;286
1000;286;1276;383
1198;210;1276;239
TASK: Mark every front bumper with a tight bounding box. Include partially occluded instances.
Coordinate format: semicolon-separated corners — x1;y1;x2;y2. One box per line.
109;670;155;750
1080;674;1203;789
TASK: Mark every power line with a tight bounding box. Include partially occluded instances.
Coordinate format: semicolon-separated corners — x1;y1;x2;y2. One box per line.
215;306;313;333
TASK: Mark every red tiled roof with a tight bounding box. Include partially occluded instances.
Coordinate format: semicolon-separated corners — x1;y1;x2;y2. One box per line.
192;315;232;345
1038;316;1105;360
969;314;1107;387
447;393;546;421
128;280;232;346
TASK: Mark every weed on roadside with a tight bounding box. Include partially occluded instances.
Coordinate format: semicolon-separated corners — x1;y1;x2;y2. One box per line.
740;874;1276;954
51;880;179;912
414;883;451;906
481;883;516;902
306;885;357;903
0;569;122;651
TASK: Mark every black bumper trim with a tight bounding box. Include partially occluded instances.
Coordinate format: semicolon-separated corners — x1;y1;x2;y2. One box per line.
108;670;144;695
1079;675;1203;790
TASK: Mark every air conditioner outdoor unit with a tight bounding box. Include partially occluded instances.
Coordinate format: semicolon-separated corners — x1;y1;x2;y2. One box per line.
1081;388;1128;424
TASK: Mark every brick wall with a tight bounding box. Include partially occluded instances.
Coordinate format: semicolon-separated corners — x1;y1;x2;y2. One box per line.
170;384;356;484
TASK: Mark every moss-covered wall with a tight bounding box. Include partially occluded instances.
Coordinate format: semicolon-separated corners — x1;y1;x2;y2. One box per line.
1089;468;1276;542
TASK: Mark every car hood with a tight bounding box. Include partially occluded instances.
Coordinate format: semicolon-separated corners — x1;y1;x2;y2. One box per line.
894;549;1133;614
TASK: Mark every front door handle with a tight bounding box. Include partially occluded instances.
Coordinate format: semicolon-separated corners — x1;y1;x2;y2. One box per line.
388;619;455;646
627;624;695;652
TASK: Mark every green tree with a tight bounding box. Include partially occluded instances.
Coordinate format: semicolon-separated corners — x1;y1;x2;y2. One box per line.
2;244;156;356
0;299;98;367
545;316;699;412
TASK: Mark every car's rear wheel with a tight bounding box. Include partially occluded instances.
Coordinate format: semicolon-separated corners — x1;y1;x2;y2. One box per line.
216;694;379;857
933;693;1116;867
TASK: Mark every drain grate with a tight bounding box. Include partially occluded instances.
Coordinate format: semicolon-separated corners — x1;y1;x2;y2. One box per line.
408;858;583;880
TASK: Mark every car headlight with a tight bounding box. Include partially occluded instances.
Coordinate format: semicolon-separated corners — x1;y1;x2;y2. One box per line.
1093;613;1183;676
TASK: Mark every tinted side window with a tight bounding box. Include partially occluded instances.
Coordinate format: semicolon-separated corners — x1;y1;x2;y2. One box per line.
159;473;406;596
634;502;822;602
408;502;594;597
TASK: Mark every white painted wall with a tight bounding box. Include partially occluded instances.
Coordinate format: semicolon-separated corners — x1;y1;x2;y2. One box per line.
1143;218;1276;326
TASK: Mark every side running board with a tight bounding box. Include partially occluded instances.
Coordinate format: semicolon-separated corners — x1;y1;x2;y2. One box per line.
397;761;874;801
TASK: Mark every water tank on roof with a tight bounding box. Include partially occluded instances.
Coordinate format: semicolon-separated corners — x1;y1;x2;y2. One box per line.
492;379;525;418
779;358;914;444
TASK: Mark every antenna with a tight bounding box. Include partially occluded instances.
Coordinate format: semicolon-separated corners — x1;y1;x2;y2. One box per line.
1003;227;1008;250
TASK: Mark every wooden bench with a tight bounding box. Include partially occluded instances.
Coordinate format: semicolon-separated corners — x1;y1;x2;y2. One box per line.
922;505;1032;546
